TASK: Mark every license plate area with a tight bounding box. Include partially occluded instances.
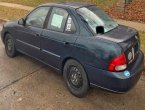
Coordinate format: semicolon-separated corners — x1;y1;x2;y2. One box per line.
127;47;135;64
126;42;139;64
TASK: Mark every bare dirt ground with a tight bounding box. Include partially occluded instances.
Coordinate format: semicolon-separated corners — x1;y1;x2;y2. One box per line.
0;23;145;110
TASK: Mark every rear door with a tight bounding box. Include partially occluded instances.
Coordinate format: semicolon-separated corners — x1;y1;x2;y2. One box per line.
16;6;50;59
41;7;78;69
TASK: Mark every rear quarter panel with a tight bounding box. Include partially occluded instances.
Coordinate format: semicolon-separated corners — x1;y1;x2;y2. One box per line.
73;36;123;70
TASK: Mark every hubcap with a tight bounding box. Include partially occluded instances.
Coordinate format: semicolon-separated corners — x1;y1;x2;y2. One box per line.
7;39;13;52
69;66;83;88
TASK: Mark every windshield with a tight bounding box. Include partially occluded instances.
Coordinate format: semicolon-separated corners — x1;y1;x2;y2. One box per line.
77;6;118;33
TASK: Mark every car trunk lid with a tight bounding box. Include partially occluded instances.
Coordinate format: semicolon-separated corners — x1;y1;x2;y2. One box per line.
96;25;140;65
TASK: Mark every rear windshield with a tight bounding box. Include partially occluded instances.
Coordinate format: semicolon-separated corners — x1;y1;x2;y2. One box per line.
77;6;118;33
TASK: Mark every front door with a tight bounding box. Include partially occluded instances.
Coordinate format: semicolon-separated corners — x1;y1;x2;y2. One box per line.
16;6;50;59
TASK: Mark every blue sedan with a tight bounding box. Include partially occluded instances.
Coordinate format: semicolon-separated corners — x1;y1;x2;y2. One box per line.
1;2;144;97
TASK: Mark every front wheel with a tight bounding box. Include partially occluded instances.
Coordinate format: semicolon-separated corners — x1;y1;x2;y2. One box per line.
5;34;17;57
63;59;89;98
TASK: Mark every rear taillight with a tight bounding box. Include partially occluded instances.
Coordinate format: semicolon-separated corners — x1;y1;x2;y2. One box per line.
108;54;127;72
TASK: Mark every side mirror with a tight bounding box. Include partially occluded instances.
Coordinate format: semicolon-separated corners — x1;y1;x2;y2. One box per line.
18;18;25;25
96;26;104;34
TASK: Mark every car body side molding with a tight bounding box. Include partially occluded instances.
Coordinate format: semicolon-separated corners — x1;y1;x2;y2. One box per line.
16;39;40;50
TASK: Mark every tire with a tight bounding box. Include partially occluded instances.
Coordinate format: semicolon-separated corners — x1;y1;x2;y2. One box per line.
5;34;17;57
63;59;89;98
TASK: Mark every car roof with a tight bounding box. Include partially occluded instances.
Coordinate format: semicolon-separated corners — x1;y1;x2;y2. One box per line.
40;2;94;9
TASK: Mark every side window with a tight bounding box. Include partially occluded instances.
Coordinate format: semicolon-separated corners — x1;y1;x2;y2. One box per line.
47;7;68;32
65;16;76;34
26;7;50;28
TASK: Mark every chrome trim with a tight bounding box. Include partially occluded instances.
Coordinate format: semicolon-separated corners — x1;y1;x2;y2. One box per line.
16;39;40;50
42;49;61;58
90;83;126;94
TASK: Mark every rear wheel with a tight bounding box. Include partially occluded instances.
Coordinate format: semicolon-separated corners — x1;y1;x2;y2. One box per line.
5;34;17;57
63;59;89;97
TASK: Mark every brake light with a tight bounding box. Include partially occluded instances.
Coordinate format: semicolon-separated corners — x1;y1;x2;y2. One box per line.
108;54;127;72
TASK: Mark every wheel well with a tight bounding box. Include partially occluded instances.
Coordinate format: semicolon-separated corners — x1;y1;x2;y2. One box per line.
61;57;82;74
3;32;9;44
61;57;73;74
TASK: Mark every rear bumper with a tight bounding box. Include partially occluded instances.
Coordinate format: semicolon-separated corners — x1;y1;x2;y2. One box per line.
86;51;144;93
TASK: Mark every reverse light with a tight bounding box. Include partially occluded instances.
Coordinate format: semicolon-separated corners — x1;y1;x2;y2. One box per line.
108;54;127;72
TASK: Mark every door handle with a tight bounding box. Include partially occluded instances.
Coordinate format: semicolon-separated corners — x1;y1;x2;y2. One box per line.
34;33;40;37
63;42;70;45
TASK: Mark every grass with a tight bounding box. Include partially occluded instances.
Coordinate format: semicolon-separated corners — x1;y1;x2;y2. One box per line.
139;32;145;54
95;0;117;7
139;32;145;74
0;6;28;20
0;0;118;20
0;0;118;7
